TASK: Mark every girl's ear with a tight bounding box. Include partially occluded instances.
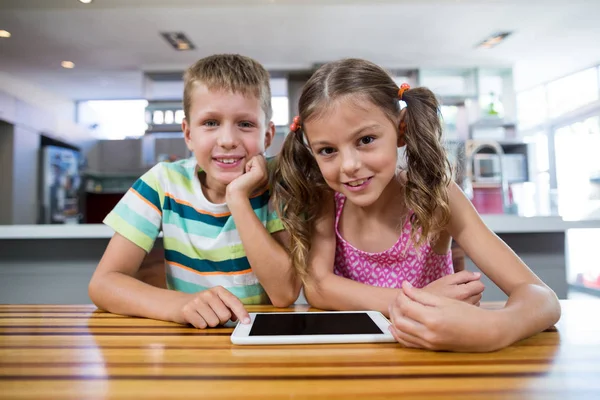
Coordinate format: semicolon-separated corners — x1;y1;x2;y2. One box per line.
397;108;407;148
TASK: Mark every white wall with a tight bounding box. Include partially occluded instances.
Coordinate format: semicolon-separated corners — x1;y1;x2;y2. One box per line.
0;71;75;123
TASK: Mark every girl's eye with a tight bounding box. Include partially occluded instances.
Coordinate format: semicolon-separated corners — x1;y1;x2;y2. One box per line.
318;147;336;156
359;136;375;145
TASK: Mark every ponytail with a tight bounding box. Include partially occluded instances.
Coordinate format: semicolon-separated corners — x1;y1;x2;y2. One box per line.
401;87;452;246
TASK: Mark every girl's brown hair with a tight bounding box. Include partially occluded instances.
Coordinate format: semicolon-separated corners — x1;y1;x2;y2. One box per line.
272;58;451;281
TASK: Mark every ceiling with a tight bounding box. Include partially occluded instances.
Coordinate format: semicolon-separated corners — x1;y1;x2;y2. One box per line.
0;0;599;101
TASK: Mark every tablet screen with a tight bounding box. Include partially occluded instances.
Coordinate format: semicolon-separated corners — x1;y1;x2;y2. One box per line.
249;313;384;336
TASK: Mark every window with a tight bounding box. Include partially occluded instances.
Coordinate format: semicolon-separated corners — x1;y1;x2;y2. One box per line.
517;86;547;129
271;96;289;126
77;100;148;140
547;68;599;118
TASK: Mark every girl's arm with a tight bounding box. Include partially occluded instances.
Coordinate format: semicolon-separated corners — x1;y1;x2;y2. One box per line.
303;195;482;316
302;195;401;316
389;182;561;351
446;182;561;342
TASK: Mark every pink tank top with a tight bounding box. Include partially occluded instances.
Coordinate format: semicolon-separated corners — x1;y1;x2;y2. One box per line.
333;192;453;288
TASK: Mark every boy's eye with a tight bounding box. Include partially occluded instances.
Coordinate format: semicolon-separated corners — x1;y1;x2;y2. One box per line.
239;121;255;128
359;136;375;145
204;120;219;127
318;147;336;156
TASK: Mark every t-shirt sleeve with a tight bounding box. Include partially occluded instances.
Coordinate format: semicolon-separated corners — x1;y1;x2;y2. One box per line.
103;164;164;252
266;194;284;234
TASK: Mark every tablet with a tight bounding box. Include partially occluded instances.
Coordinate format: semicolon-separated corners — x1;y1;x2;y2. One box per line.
230;311;395;345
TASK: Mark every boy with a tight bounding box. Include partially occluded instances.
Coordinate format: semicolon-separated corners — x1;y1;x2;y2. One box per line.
89;54;300;328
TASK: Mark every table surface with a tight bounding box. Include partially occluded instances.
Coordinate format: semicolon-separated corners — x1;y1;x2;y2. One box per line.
1;301;599;399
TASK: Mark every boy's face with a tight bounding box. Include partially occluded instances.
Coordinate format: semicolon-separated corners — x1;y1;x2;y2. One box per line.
182;83;274;195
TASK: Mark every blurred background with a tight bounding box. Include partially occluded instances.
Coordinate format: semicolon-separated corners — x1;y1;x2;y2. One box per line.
0;0;599;303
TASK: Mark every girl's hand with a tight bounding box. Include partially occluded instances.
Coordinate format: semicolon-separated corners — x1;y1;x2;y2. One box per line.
422;271;484;306
389;281;504;352
226;154;268;200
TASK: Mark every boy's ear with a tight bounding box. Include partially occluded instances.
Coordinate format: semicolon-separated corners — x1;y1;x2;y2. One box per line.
264;121;275;150
182;118;193;151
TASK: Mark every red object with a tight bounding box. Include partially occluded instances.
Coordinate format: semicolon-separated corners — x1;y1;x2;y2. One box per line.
471;187;504;214
398;83;410;100
85;192;124;223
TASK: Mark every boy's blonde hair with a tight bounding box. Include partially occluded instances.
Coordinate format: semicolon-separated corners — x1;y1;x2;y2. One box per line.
183;54;273;123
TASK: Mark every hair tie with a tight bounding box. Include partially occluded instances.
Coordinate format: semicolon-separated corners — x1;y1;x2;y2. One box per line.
398;83;410;101
290;115;301;132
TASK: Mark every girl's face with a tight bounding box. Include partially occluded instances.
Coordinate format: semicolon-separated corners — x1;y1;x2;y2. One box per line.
304;97;401;208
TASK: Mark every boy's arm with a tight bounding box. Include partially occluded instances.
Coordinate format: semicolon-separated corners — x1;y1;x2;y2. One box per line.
89;233;250;326
227;195;301;307
226;155;301;307
88;233;191;322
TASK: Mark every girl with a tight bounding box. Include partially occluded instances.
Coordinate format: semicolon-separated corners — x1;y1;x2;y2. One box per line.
272;58;560;352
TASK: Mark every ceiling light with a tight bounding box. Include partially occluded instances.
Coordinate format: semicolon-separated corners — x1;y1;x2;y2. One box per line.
61;61;75;69
0;30;11;38
476;31;512;49
79;0;93;3
160;32;195;51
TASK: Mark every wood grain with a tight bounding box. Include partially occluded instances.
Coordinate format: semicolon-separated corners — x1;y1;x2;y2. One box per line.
0;301;599;399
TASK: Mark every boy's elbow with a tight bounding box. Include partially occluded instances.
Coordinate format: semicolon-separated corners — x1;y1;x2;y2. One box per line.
270;288;301;308
88;275;105;310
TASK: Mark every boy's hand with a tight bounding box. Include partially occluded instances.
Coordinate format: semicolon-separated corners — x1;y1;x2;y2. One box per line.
422;270;484;306
176;286;250;329
226;154;268;199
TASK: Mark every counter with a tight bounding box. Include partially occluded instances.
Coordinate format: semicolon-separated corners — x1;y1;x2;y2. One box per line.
2;215;600;239
1;301;599;399
1;216;599;305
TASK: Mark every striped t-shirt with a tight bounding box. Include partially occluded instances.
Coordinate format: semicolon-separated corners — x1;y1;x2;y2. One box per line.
103;157;284;305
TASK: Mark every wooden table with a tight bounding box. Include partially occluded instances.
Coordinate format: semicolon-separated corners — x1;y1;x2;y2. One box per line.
1;300;599;399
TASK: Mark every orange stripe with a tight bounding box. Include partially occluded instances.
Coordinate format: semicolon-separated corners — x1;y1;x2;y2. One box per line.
164;192;231;218
167;261;252;276
129;188;161;215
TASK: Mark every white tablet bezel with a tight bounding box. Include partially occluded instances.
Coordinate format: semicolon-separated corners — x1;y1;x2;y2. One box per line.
230;311;395;345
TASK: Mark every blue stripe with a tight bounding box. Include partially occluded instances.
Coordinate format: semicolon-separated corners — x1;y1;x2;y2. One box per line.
165;249;251;273
249;191;270;210
162;194;271;231
132;179;161;211
163;210;225;239
113;202;160;239
163;196;230;226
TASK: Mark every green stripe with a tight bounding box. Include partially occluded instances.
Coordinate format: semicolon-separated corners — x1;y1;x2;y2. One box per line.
266;214;284;233
104;212;155;252
166;275;270;304
163;236;246;261
161;164;196;196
